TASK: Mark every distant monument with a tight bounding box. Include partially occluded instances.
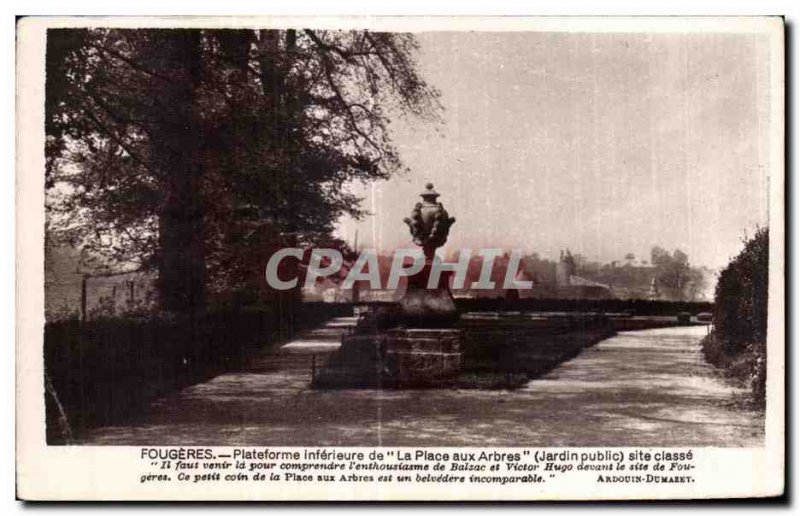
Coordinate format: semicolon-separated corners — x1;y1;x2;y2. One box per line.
556;249;577;286
314;184;465;387
648;277;661;300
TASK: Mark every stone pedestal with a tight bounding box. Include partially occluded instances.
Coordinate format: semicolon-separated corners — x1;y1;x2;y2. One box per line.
399;264;459;327
314;260;466;388
313;327;464;387
313;183;465;388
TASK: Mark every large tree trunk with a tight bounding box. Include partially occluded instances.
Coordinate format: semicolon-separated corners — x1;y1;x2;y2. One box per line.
259;29;283;116
258;29;298;229
258;30;301;332
154;30;207;314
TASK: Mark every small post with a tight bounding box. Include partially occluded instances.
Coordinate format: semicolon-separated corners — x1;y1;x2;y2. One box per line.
80;274;88;323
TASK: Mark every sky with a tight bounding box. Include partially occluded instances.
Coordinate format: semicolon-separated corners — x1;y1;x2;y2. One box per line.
337;30;775;270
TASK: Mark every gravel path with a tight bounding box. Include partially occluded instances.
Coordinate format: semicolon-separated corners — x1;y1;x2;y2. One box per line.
79;325;763;447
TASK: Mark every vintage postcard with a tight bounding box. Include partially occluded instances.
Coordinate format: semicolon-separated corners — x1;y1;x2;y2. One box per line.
16;16;784;500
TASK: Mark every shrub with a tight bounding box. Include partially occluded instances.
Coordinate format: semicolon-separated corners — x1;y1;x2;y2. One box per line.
696;312;713;323
704;228;769;406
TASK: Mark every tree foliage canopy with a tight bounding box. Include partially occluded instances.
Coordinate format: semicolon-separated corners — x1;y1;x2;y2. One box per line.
45;28;441;310
649;246;705;301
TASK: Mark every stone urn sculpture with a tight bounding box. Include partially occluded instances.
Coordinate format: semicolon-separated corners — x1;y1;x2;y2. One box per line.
313;182;465;388
404;183;456;257
400;183;458;326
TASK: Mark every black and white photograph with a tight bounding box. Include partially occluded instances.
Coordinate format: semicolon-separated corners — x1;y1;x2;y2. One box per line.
15;15;785;501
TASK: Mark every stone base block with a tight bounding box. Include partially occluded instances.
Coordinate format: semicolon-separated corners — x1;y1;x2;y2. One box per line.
383;350;463;383
314;328;465;388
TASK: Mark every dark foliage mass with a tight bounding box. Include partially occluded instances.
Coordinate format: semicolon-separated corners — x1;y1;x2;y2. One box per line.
702;228;769;405
713;228;769;353
45;28;440;312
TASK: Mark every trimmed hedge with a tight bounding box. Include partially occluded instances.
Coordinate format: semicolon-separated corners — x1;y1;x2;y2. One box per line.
454;297;712;316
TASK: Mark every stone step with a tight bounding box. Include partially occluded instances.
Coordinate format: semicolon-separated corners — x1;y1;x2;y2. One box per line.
279;317;357;355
